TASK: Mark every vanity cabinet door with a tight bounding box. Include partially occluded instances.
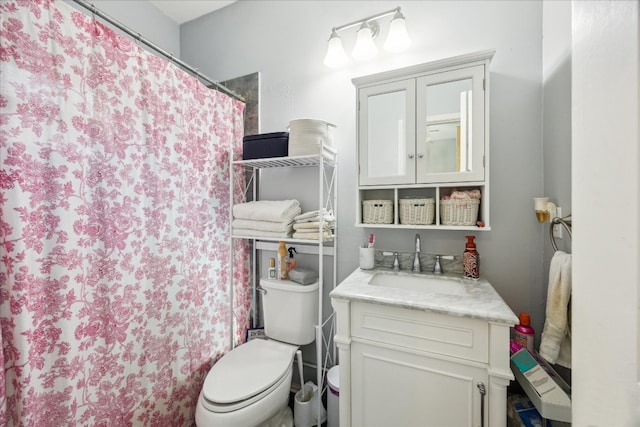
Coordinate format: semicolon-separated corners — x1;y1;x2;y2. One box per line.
351;341;488;427
415;65;486;184
358;79;416;186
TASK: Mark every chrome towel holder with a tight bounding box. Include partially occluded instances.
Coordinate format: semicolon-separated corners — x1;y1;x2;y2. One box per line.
549;215;572;252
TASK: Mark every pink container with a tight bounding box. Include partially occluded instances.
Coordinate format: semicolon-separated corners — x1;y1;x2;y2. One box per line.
514;312;535;352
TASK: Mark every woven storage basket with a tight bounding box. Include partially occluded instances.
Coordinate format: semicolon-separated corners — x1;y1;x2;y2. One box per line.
399;198;435;225
362;200;393;224
440;199;480;226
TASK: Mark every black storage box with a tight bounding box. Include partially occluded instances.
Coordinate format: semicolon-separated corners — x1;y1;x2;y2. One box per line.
242;132;289;160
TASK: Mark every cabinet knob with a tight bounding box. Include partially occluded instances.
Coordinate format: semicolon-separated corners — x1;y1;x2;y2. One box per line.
418;153;424;159
408;154;414;159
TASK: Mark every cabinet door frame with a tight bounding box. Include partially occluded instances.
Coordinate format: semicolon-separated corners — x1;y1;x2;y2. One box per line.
358;79;416;186
350;341;488;427
416;64;486;184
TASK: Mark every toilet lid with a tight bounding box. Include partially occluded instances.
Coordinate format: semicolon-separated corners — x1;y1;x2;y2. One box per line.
202;339;296;404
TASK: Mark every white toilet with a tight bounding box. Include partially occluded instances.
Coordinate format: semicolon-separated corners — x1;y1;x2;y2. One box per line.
195;278;319;427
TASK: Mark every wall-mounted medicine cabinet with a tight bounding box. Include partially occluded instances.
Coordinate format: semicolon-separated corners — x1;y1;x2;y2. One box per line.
353;50;494;230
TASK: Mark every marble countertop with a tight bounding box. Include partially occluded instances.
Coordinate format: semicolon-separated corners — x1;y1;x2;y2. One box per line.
330;267;518;325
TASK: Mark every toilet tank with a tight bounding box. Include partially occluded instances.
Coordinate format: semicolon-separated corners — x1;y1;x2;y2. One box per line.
260;278;319;345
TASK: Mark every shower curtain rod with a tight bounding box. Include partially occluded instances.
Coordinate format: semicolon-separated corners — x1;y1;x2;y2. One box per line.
71;0;245;103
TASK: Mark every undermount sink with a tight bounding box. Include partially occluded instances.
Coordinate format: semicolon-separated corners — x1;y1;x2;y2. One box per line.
368;271;469;296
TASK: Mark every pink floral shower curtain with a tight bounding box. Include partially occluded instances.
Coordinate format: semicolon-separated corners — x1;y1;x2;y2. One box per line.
0;0;250;425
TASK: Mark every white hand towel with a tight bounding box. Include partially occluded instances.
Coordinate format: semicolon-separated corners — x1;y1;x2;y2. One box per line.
539;251;572;368
232;228;292;238
294;209;336;223
233;200;301;223
292;230;334;242
293;221;333;231
232;218;294;233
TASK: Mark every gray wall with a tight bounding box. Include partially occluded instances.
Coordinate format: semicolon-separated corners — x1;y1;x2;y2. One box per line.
181;1;549;338
542;1;572;259
65;0;180;57
541;1;572;380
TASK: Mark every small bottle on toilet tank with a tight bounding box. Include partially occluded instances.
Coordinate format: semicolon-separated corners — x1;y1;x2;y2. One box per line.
268;258;277;279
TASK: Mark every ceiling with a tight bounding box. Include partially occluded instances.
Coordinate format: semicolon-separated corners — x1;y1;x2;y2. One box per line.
149;0;236;25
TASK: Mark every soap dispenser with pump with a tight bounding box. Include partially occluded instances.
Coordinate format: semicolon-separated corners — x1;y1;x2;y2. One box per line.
463;235;479;279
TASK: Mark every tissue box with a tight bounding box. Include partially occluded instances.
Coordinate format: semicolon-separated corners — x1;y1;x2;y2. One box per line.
242;132;289;160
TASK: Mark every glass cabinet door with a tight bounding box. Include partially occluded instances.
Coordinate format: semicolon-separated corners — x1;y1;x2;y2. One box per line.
358;80;416;185
416;65;485;183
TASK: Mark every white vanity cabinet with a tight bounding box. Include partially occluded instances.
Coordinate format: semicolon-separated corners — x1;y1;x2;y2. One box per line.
351;341;489;426
354;50;494;229
330;268;517;427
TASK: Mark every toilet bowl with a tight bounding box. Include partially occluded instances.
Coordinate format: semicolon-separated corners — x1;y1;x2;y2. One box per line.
195;278;319;427
195;339;298;426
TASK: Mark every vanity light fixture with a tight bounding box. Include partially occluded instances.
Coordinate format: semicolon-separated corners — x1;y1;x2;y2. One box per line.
384;9;412;52
352;21;379;60
324;29;349;67
323;7;411;68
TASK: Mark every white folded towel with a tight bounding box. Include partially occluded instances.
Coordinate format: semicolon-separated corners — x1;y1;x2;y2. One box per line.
233;200;301;223
294;209;336;223
293;221;333;231
539;251;572;368
233;228;292;238
292;230;334;242
233;218;294;233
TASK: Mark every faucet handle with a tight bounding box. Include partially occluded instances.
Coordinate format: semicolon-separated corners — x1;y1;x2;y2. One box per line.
432;255;454;274
393;252;400;270
433;255;443;274
382;252;401;270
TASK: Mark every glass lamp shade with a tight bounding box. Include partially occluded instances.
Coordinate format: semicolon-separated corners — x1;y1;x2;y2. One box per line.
384;14;411;53
352;24;378;60
324;32;348;68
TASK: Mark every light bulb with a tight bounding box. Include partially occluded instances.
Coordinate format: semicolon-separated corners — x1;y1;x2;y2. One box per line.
352;22;378;61
384;11;411;53
323;30;348;68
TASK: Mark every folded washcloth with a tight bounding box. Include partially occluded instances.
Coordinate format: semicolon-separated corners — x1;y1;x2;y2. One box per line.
233;200;301;223
233;218;294;233
233;228;292;238
539;251;572;368
293;221;334;231
294;209;336;223
292;230;334;242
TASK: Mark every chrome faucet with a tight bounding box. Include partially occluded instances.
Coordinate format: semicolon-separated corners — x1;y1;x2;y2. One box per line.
412;233;422;272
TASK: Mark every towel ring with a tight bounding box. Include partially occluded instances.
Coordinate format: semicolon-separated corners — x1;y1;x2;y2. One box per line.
549;216;572;252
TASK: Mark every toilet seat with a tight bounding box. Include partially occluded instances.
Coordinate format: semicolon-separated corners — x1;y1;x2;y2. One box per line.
201;339;297;413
